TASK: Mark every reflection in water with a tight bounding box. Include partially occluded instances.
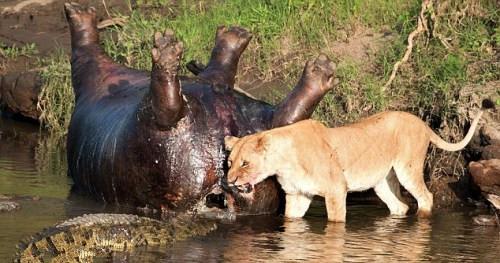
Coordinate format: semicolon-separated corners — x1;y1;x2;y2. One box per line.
152;204;500;262
0;117;69;198
220;209;433;262
0;117;106;261
1;116;500;262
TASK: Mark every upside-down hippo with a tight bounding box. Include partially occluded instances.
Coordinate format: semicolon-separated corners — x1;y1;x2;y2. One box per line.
64;3;337;215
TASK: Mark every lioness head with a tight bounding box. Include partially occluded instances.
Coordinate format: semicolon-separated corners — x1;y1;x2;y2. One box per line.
225;133;276;192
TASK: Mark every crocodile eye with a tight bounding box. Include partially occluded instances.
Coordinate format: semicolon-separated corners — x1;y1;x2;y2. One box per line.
241;160;249;168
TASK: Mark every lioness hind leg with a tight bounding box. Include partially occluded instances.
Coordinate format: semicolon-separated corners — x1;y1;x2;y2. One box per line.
394;163;433;217
374;171;409;216
285;194;313;218
325;190;347;222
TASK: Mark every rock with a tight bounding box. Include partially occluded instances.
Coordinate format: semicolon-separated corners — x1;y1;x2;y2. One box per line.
482;144;500;160
472;214;498;226
481;125;500;146
485;194;500;210
0;200;20;212
458;81;499;154
0;71;42;120
469;159;500;209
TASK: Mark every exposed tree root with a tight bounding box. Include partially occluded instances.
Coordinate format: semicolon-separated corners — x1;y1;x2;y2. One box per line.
382;0;432;92
382;0;456;92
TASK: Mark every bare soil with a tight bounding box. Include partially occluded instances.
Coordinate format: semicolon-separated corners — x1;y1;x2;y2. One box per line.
0;0;130;73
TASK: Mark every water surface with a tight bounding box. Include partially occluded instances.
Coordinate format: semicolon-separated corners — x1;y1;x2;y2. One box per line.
1;116;499;262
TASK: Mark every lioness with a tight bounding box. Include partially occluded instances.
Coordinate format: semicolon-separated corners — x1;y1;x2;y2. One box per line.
224;111;483;222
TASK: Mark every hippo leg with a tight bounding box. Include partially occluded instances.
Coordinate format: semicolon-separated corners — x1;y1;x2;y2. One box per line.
272;54;337;128
64;3;144;99
196;26;252;87
148;30;185;129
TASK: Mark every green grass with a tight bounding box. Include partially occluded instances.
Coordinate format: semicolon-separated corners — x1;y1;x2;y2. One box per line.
33;0;498;139
0;42;38;59
312;60;387;125
37;50;73;136
102;0;412;76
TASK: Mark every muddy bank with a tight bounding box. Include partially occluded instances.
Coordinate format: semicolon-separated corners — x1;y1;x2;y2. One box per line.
0;0;132;120
0;0;129;59
465;82;500;211
427;82;499;209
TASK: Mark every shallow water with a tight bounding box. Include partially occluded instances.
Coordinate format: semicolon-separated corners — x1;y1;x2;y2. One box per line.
1;117;499;262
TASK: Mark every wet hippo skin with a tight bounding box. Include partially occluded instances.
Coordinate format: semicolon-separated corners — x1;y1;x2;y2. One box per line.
64;3;337;215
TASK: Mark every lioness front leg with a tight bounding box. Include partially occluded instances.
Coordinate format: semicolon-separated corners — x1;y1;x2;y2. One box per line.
285;194;313;218
325;189;347;222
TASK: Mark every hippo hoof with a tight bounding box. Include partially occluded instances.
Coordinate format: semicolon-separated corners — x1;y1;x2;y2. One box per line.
151;30;184;74
64;2;96;27
215;26;252;53
305;54;338;91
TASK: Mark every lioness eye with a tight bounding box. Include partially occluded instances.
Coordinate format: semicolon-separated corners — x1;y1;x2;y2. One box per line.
241;160;249;167
228;160;232;168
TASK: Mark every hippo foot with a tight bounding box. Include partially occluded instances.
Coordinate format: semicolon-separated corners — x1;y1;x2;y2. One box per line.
215;26;252;55
271;54;339;127
151;30;184;76
303;54;338;93
64;2;96;31
146;29;185;129
196;26;252;86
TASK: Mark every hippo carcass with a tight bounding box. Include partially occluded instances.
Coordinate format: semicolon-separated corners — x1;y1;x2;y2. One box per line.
64;3;336;215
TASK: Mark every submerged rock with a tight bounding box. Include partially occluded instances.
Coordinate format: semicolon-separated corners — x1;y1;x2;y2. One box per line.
470;159;500;210
0;200;20;212
0;71;42;120
472;214;499;227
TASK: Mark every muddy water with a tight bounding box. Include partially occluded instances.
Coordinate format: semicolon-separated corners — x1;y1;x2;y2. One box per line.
1;117;499;262
0;117;108;261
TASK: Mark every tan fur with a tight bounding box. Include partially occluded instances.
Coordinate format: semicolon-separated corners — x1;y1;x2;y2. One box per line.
225;111;482;222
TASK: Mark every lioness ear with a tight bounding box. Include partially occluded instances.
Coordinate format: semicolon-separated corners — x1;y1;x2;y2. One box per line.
224;136;240;151
255;134;270;152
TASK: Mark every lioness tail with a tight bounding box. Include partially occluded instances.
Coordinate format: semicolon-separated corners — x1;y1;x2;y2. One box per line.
428;111;483;152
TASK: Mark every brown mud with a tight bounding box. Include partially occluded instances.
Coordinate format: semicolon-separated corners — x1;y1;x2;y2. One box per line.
0;0;131;119
0;0;130;63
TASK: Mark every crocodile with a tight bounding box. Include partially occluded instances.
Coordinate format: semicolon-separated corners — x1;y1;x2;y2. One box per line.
15;213;217;262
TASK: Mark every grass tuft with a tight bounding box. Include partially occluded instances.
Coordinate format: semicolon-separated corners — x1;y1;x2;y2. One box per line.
36;50;73;136
0;42;38;59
